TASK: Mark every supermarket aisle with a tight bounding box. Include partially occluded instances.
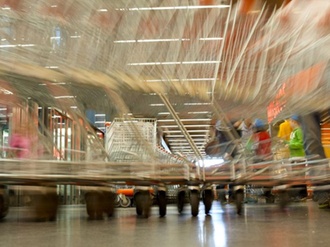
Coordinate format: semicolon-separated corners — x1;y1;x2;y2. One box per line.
0;201;329;247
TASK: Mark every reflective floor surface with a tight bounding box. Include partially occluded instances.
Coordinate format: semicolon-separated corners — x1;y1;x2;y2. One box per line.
0;201;329;247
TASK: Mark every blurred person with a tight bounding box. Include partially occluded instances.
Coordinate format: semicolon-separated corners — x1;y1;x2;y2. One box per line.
205;120;239;160
274;118;292;160
249;119;272;162
277;118;292;141
238;118;253;142
285;115;305;158
206;119;240;204
284;115;307;201
8;126;31;159
300;113;325;159
248;119;273;203
300;112;329;208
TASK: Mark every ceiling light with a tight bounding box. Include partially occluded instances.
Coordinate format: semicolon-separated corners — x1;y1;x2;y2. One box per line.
166;134;209;137
45;66;59;69
114;38;221;43
160;125;211;128
199;37;224;41
54;96;75;99
116;5;230;11
168;139;207;142
149;103;165;106
0;89;13;94
98;9;108;12
113;40;136;43
182;61;220;64
158;112;179;115
188;111;211;114
162;130;210;133
184;103;211;106
138;39;181;43
169;142;206;146
158;119;211;122
146;78;215;82
128;61;219;66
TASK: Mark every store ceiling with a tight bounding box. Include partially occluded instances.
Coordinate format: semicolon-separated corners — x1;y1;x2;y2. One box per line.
0;0;304;160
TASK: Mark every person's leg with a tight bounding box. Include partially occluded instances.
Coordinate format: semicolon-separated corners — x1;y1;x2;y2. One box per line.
300;112;328;207
300;113;326;159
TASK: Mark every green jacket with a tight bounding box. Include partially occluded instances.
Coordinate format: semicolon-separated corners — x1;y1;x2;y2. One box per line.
287;127;305;157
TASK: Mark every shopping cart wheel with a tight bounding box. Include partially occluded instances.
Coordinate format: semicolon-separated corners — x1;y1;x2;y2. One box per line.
119;195;131;208
134;191;151;218
103;191;116;217
31;188;58;221
0;193;9;219
264;188;275;204
47;191;59;221
202;189;213;215
177;190;186;214
278;190;290;210
158;191;167;217
235;189;244;215
85;191;104;220
190;190;200;217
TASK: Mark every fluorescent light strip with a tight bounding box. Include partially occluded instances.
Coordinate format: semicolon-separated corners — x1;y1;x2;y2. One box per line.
199;37;223;41
116;5;230;11
188;111;211;114
150;103;165;106
128;61;219;66
162;130;209;133
167;135;208;137
184;103;211;106
169;143;206;146
113;40;136;43
168;139;207;142
146;78;215;82
158;112;179;115
0;89;13;94
182;61;219;64
158;119;211;122
138;38;182;43
160;125;211;128
45;66;59;69
54;96;75;99
0;44;35;48
114;37;221;43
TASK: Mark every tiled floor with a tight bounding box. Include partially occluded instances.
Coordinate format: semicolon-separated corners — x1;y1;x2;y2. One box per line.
0;201;329;247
